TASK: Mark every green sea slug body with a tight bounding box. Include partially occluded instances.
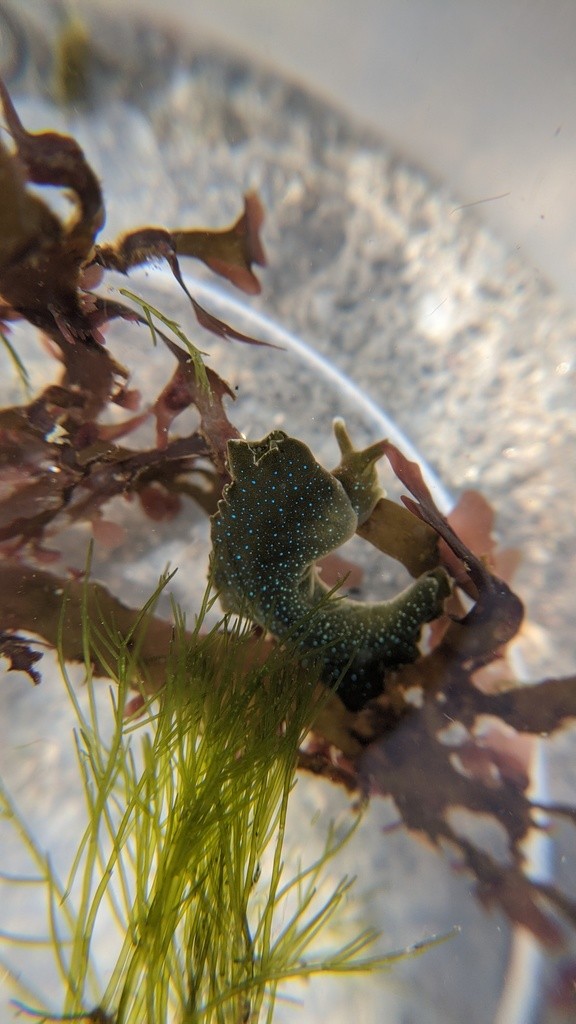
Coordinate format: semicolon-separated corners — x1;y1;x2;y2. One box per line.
210;422;449;710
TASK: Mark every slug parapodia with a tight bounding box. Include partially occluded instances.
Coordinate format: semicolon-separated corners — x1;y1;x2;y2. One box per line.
210;422;449;710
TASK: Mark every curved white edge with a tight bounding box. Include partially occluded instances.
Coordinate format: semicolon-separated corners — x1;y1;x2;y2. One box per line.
130;267;454;511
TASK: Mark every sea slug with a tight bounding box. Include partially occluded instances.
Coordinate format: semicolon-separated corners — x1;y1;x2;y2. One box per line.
210;422;449;709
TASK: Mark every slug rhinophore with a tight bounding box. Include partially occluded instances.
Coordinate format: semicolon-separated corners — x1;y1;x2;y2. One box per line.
210;421;450;710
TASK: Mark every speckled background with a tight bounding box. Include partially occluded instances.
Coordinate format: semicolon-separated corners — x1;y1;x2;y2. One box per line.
0;3;575;1022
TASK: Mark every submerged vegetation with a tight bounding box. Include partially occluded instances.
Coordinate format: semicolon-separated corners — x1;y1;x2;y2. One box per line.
0;71;576;1020
2;575;404;1022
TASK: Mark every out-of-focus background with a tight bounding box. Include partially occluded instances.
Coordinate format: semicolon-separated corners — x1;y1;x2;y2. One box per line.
101;0;576;304
1;4;575;1022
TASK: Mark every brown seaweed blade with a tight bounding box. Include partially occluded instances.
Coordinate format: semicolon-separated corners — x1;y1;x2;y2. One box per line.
172;191;266;295
382;439;524;663
93;195;271;348
0;75;268;356
95;192;265;296
0;78;269;552
300;441;576;946
0;75;103;241
0;76;103;341
342;441;576;945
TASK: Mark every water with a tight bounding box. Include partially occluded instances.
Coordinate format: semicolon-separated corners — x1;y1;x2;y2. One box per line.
1;2;575;1020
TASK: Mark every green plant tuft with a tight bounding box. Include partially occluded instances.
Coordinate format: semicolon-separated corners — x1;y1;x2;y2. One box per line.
0;572;419;1023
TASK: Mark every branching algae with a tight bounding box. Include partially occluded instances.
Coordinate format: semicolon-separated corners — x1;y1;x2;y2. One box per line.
211;421;449;710
1;68;576;1017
